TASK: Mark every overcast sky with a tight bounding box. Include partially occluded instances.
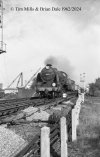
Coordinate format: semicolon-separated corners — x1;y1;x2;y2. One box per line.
0;0;100;88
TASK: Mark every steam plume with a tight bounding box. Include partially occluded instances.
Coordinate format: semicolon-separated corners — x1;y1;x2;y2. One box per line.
44;56;75;79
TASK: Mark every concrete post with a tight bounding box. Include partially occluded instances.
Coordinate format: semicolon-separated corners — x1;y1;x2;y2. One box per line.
82;93;84;103
75;102;80;127
75;107;79;127
41;126;50;157
72;109;77;141
61;117;68;157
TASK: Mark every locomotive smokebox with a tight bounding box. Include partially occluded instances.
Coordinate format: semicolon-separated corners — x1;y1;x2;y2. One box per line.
46;64;52;69
41;64;55;82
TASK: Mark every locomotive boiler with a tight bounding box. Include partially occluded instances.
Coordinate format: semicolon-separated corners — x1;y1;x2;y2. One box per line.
35;64;76;98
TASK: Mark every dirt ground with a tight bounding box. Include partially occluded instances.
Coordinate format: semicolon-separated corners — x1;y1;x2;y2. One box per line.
68;96;100;157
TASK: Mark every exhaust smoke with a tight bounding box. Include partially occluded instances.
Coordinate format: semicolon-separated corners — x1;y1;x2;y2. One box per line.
44;56;75;79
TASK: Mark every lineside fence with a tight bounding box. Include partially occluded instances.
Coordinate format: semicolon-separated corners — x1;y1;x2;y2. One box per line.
15;93;84;157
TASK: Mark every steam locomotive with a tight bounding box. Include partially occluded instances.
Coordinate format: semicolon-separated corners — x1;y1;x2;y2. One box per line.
34;64;78;98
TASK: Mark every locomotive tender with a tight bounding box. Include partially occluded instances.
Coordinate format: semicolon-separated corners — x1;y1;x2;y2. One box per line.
35;64;77;98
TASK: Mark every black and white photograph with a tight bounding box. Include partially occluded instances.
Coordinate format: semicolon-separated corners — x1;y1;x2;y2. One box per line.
0;0;100;156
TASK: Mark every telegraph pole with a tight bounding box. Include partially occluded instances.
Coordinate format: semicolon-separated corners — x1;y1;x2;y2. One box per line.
0;0;6;54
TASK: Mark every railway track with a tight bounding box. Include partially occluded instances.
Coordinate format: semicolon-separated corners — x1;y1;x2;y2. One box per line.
0;97;52;118
0;93;77;119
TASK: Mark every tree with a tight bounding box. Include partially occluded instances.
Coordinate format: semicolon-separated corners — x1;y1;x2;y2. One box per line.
89;83;96;96
95;78;100;90
89;77;100;96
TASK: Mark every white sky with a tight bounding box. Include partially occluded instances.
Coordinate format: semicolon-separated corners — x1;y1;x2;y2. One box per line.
0;0;100;88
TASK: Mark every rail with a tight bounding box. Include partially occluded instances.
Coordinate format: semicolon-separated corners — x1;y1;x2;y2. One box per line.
0;94;76;119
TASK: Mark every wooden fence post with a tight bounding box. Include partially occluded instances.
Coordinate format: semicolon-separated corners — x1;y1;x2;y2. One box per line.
41;126;50;157
61;117;68;157
72;109;77;141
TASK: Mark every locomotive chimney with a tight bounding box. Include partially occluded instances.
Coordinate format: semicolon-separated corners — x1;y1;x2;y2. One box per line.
46;64;52;67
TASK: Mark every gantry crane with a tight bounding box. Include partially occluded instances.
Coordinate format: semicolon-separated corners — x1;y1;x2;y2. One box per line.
4;72;23;91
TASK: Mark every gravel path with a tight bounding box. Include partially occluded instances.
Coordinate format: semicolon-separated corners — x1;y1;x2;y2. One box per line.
0;126;27;157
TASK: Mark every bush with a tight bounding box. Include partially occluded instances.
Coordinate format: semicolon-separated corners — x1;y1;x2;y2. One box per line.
89;78;100;96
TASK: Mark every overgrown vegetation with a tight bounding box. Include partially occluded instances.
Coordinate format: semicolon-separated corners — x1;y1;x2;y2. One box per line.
89;78;100;96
